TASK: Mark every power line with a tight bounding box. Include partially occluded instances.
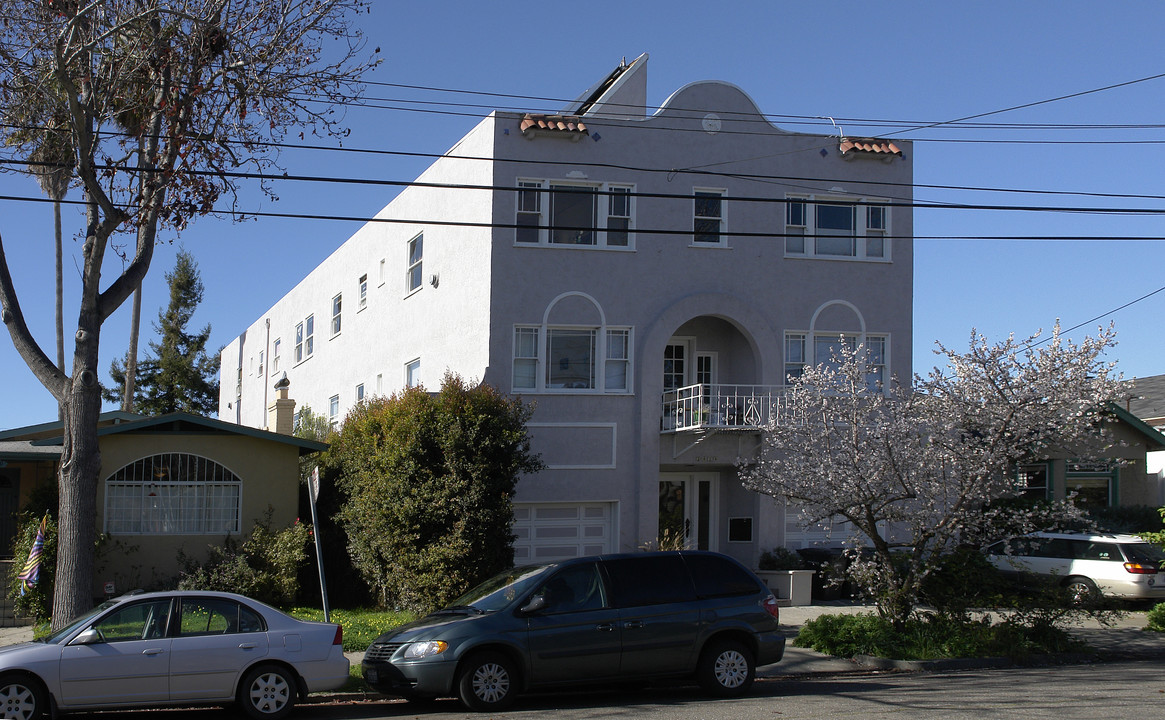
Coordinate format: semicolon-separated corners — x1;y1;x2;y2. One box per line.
3;192;1163;241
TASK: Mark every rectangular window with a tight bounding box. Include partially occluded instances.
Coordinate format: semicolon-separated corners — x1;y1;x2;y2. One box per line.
294;317;314;363
605;329;630;391
378;258;386;286
606;186;632;247
271;338;281;372
815;202;856;256
550;185;597;245
331;294;342;335
406;358;421;388
866;205;886;258
693;190;724;244
548;329;596;389
784;334;806;382
376;373;383;394
516;181;543;243
406;234;423;293
257;351;264;376
1016;464;1050;500
355;383;365;402
785;200;806;254
513;327;539;390
328;394;340;425
359;274;368;310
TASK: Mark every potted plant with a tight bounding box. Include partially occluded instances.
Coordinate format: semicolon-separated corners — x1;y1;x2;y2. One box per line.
755;547;815;606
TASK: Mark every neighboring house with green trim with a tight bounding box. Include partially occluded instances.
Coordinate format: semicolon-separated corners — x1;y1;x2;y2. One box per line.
1122;374;1165;497
1014;404;1165;508
0;406;324;603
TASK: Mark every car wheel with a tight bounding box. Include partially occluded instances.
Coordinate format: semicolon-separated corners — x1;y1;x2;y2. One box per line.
456;652;518;712
1065;576;1100;605
697;639;755;697
238;664;297;720
0;674;45;720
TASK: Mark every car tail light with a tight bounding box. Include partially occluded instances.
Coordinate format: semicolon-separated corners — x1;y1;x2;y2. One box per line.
761;594;780;621
1124;562;1158;575
333;626;344;645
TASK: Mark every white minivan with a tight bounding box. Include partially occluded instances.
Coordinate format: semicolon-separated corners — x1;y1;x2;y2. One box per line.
984;531;1165;603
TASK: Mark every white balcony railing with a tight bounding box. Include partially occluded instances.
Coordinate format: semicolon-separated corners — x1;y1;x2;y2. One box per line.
661;384;792;432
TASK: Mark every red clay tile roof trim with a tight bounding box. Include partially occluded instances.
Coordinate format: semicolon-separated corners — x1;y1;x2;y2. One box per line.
839;137;902;157
520;114;589;136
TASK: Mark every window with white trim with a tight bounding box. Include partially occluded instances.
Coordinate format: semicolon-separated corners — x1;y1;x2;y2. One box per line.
785;197;890;260
331;294;342;336
294;315;314;363
405;358;421;388
328;394;340;425
257;351;264;376
355;383;365;402
784;332;887;391
693;189;725;245
271;338;280;372
514;180;636;248
104;453;241;535
406;234;423;294
358;274;368;310
512;325;633;393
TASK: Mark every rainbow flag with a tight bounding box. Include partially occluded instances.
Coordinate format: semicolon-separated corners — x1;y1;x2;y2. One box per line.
17;515;47;595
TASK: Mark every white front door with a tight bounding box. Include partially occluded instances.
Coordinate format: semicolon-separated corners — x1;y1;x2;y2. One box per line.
659;473;718;551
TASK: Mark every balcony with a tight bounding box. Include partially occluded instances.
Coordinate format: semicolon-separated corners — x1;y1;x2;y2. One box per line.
661;384;792;433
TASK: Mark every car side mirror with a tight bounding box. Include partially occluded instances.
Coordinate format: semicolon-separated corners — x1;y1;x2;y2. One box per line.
519;593;547;615
71;628;102;645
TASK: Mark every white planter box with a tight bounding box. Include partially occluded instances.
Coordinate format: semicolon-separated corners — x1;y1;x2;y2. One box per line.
755;569;815;606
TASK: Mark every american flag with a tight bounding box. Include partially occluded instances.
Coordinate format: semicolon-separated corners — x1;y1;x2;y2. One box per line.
17;515;48;595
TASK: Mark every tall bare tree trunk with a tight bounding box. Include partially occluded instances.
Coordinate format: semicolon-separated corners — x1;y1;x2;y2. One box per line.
122;285;141;412
54;201;64;420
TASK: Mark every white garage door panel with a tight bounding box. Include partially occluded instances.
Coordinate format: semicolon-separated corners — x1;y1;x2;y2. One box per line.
514;503;613;562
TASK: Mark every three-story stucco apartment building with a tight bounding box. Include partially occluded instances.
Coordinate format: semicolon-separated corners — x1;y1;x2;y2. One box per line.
218;54;913;568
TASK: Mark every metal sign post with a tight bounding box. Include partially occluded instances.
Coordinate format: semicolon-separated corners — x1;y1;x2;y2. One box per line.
308;466;331;622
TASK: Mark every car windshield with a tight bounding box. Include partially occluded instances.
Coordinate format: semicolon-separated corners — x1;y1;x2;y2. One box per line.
1123;543;1165;565
447;565;552;613
39;599;119;644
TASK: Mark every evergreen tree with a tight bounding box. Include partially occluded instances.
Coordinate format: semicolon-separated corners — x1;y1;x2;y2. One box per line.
105;250;220;415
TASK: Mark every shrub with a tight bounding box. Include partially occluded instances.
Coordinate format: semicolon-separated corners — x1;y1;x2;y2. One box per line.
1146;603;1165;632
288;607;418;652
1089;505;1163;535
795;612;1085;660
758;547;807;571
178;512;309;606
920;546;1010;619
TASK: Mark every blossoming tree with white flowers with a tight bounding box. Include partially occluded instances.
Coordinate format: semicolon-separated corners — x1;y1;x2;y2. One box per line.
741;323;1120;628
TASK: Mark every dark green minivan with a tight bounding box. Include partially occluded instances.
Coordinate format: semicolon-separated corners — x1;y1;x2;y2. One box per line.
362;551;785;711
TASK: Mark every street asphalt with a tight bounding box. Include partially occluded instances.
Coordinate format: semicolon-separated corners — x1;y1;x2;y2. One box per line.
0;601;1160;681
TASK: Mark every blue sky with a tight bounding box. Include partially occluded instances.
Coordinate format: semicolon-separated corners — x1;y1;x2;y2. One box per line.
2;1;1164;429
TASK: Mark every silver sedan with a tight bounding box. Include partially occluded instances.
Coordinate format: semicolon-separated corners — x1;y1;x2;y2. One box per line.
0;590;347;720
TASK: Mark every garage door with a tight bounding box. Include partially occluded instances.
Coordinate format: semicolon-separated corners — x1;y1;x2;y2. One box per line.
513;502;614;562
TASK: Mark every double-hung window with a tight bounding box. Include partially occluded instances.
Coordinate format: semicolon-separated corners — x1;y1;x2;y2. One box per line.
358;274;368;310
515;180;635;248
513;325;633;393
784;196;890;260
405;358;421;388
406;234;423;294
295;315;314;363
693;189;725;245
784;332;888;391
271;338;281;372
328;394;340;425
331;294;342;336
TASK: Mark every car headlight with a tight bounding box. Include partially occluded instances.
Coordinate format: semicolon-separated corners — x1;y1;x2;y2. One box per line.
403;641;448;659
